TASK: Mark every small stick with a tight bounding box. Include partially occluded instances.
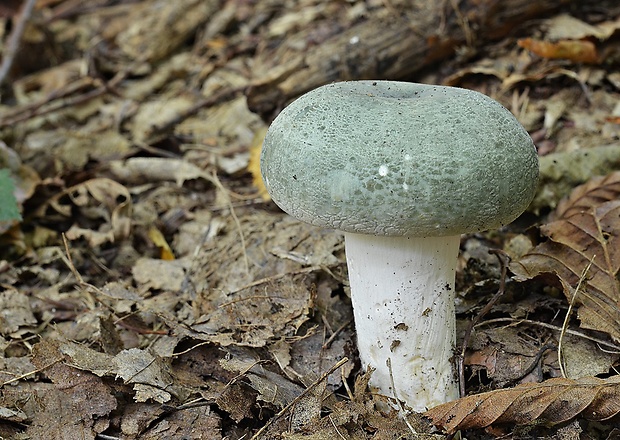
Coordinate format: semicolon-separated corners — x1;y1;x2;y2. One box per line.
510;343;556;383
340;364;354;401
0;358;62;387
328;414;347;440
458;249;509;397
322;318;353;350
251;357;348;440
0;0;38;86
558;255;595;378
222;266;323;297
476;317;620;352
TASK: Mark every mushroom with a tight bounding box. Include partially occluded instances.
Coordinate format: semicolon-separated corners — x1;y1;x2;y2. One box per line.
260;81;539;412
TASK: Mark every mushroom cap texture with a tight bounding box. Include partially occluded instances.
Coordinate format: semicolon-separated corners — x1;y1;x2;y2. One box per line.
261;81;539;236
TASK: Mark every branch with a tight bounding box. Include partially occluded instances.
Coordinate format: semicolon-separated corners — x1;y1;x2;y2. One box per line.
0;0;38;87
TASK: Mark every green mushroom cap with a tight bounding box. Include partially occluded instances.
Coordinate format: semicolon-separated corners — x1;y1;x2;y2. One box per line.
260;81;539;236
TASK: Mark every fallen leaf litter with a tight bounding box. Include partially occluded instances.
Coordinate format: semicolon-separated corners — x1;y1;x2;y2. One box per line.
0;1;620;438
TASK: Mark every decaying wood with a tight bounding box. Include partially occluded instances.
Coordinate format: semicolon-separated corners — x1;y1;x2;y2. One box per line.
247;0;577;116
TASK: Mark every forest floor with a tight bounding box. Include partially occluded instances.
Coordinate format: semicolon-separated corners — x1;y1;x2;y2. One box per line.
1;1;620;439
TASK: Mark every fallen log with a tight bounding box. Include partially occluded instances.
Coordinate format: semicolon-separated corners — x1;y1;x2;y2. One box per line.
247;0;578;116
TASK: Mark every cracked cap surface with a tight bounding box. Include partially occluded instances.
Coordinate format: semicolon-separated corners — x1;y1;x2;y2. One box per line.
261;80;539;236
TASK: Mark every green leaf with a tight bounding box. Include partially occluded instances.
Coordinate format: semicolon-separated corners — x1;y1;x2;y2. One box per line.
0;168;21;223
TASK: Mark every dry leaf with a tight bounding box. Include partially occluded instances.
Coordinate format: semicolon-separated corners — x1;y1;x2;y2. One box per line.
54;339;189;406
511;172;620;342
289;375;326;433
107;157;214;186
248;126;270;200
0;141;39;205
12;59;85;104
114;349;173;390
0;287;36;336
184;273;313;347
131;95;197;143
137;405;222;439
29;339;117;438
220;346;303;410
132;257;188;292
288;328;354;390
113;0;216;65
45;178;132;246
148;225;175;260
545;14;611;41
518;38;599;64
425;376;620;434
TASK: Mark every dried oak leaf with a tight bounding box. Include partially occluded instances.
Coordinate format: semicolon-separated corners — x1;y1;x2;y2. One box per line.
425;376;620;434
28;339;117;439
510;172;620;342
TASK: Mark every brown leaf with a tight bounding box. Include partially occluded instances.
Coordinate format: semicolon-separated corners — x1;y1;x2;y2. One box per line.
0;286;36;335
425;376;620;434
29;339;117;438
138;405;222;440
518;38;599;64
44;177;132;246
248;126;270;201
510;172;620;342
180;273;314;347
107;157;214;186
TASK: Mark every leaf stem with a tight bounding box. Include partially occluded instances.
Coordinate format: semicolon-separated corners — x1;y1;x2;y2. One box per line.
558;255;596;378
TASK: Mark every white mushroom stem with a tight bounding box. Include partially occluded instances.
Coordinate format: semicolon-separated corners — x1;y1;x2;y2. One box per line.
344;232;461;412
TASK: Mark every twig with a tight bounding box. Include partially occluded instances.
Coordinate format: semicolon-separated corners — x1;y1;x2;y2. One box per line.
171;340;211;357
341;364;354;401
61;233;97;310
322;318;353;350
0;69;126;127
47;0;126;22
219;295;289;308
209;171;249;274
328;414;347;439
0;76;93;124
458;249;509;397
449;0;473;47
476;317;620;352
0;358;62;387
558;255;595;378
510;343;556;383
0;0;38;86
251;357;348;440
223;266;323;297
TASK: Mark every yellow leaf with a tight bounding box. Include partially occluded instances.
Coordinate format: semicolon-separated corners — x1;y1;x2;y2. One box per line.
148;226;175;261
248;127;270;201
